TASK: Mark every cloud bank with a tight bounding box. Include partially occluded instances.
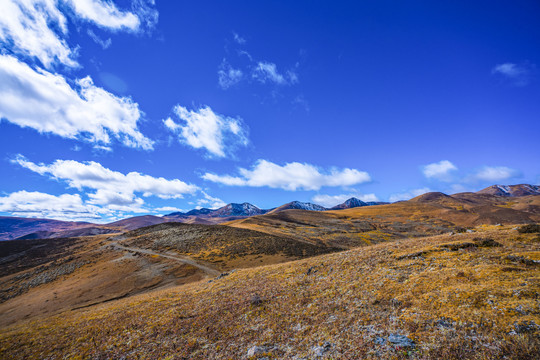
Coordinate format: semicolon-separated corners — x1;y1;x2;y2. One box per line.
202;160;371;191
12;155;199;212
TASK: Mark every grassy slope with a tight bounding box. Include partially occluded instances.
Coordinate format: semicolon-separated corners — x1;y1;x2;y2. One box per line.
116;222;338;271
0;223;338;327
0;234;206;327
226;196;540;248
1;226;538;359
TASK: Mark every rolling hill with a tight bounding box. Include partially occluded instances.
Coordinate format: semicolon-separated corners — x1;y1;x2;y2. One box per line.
0;222;337;327
1;226;538;359
226;190;540;248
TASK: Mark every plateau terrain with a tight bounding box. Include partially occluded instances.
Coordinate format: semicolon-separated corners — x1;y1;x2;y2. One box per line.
0;184;539;359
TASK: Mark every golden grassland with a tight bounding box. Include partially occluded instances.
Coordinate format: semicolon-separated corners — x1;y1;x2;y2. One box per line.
0;226;538;359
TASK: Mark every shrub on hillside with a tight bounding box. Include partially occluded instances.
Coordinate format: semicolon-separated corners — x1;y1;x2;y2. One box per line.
517;224;540;234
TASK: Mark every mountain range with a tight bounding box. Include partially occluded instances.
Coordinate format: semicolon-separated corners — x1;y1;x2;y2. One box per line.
1;183;539;359
0;183;538;241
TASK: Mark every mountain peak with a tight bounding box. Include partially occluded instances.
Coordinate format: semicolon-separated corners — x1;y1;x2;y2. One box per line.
331;197;368;210
278;201;327;212
212;203;266;217
477;184;540;197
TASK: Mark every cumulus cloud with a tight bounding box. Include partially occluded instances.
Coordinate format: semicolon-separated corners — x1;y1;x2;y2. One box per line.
492;62;535;86
389;188;431;203
218;59;243;89
202;160;371;191
253;62;298;85
422;160;458;181
164;105;249;158
12;155;199;210
0;190;107;221
471;166;520;182
0;55;153;149
311;193;379;208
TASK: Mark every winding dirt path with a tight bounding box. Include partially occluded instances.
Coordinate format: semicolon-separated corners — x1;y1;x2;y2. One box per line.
110;243;221;277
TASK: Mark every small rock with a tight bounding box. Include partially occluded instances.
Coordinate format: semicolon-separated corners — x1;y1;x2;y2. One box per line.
466;229;474;233
436;318;455;329
250;295;263;306
374;337;387;345
312;342;332;357
513;320;538;334
247;345;268;357
216;272;229;280
388;333;415;348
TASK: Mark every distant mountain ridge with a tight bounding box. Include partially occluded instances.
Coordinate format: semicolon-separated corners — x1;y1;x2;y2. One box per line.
1;184;538;241
477;184;540;197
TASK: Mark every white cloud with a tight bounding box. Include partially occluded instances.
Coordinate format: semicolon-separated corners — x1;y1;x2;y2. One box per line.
311;193;379;208
155;206;184;213
0;0;158;69
492;62;534;86
65;0;140;31
196;191;227;209
218;59;243;89
202;160;371;191
0;55;153;149
218;39;299;89
232;32;246;44
389;188;431;202
471;166;520;182
422;160;458;181
12;155;199;210
87;29;112;49
0;0;75;68
164;105;249;158
0;190;107;221
253;62;298;85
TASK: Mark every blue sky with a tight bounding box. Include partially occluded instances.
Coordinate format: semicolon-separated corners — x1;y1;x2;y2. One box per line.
0;0;539;221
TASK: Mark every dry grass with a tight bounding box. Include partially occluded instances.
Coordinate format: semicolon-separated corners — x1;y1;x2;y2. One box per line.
227;195;540;249
115;222;339;270
1;227;538;359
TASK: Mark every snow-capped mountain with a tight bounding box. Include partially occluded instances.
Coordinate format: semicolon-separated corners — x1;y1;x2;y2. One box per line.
478;184;540;197
211;203;267;217
268;201;327;213
165;203;266;219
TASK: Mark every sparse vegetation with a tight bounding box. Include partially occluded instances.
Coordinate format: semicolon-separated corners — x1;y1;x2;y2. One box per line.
518;224;540;234
0;228;538;359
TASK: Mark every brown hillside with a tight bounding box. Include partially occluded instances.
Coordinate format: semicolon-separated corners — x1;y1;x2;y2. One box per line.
0;223;336;327
227;194;540;247
1;227;538;359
